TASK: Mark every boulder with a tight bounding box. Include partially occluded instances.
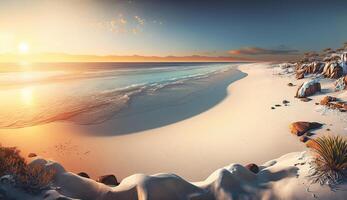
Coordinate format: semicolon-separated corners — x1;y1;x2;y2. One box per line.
322;62;343;79
295;79;321;98
97;174;119;186
290;121;323;136
245;163;259;174
287;83;294;87
305;62;324;74
77;172;90;179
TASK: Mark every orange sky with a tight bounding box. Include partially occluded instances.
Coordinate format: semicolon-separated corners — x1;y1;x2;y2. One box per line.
0;52;249;63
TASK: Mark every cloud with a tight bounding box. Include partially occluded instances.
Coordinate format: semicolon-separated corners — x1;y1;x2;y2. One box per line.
134;16;145;25
96;14;149;35
119;17;127;25
228;47;299;55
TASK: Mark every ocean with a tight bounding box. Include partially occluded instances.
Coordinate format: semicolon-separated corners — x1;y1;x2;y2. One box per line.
0;62;245;131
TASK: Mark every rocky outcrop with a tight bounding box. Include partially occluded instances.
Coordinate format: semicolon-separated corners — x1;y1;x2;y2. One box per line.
291;50;347;80
290;121;323;136
295;79;321;98
322;61;343;79
295;62;325;79
319;96;347;112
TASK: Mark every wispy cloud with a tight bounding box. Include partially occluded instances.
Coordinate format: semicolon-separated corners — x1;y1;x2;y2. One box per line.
95;14;150;35
134;16;145;25
96;14;163;35
228;47;299;55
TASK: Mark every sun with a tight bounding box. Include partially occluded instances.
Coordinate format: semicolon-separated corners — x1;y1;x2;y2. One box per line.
18;42;29;54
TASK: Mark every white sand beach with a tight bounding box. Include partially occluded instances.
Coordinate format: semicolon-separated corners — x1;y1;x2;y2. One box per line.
1;62;346;183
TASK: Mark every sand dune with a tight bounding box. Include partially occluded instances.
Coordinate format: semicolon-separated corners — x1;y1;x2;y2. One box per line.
2;151;346;199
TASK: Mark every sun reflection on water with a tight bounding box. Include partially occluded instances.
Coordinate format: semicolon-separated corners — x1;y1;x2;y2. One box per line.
20;87;34;106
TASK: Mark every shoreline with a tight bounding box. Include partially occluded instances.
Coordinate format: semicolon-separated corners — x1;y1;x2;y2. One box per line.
0;62;346;182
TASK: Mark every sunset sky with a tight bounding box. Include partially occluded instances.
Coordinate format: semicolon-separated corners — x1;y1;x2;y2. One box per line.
0;0;347;62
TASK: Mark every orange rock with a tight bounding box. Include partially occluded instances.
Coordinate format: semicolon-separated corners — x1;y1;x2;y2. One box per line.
320;96;337;105
296;72;304;79
28;153;37;158
306;139;319;149
290;122;323;136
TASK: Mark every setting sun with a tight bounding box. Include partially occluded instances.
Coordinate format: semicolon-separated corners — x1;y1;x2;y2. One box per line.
1;1;347;199
18;42;29;54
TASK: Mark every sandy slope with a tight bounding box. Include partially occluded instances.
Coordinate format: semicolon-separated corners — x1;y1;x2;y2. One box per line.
2;151;347;200
0;63;346;182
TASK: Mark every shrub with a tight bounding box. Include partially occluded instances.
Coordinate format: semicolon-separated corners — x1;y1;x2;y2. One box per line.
0;145;26;177
0;144;55;194
16;164;55;194
309;135;347;186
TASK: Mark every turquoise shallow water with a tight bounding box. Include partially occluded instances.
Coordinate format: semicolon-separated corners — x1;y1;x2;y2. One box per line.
0;62;244;129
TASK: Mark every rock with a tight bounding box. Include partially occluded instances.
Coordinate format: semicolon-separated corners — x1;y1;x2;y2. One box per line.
271;107;275;110
322;101;347;112
287;83;294;87
295;79;321;98
306;139;319;149
305;132;315;136
290;121;323;136
77;172;90;178
282;100;290;104
97;174;119;186
300;97;312;102
299;136;310;143
28;153;37;158
334;75;347;91
322;62;343;79
275;104;281;107
245;163;259;174
320;96;338;105
56;197;73;200
296;72;305;79
326;128;330;131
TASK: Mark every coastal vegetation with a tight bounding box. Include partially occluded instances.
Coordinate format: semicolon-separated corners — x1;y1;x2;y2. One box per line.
0;145;55;194
309;136;347;186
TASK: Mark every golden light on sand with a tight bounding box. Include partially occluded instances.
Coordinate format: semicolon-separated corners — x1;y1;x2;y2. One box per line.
20;87;34;106
18;42;29;54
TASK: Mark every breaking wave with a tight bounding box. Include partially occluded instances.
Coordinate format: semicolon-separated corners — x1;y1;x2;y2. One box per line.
0;63;237;128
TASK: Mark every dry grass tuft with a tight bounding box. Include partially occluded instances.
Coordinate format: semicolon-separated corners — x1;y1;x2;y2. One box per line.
309;136;347;186
0;144;55;194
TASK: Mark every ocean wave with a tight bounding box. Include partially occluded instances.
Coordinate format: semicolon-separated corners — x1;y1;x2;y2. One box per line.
0;64;236;128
